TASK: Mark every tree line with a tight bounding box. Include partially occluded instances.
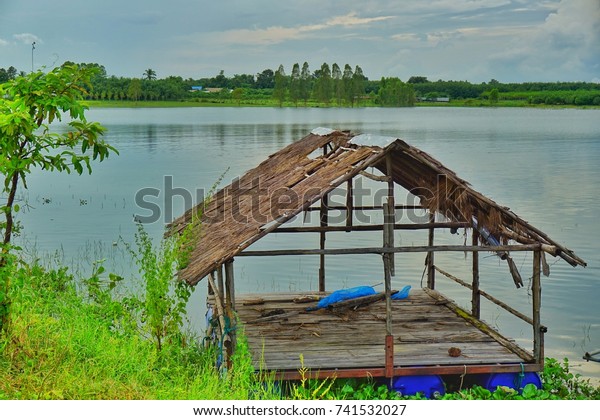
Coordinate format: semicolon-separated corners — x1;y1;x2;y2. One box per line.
2;63;599;106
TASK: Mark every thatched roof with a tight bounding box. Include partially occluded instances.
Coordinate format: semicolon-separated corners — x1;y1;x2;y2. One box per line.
169;128;585;285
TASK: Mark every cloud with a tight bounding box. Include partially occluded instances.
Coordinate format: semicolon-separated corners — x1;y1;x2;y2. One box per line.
0;38;9;47
325;12;394;27
490;0;600;80
13;33;41;44
183;12;395;47
391;33;421;42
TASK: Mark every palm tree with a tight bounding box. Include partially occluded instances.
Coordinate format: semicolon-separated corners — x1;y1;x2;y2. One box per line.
143;68;157;81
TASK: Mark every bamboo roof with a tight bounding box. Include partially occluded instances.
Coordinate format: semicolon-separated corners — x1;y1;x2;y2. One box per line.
169;128;585;285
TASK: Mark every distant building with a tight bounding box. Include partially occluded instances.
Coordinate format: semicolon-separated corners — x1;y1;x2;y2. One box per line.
191;86;203;91
418;96;450;103
204;88;223;93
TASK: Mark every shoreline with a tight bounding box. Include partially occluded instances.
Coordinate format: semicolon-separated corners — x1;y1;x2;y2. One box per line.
84;99;599;110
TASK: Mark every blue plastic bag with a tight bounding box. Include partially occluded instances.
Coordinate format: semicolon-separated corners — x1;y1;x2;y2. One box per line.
391;285;411;300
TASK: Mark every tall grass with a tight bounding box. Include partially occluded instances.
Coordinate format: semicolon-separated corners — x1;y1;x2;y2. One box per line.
0;262;278;399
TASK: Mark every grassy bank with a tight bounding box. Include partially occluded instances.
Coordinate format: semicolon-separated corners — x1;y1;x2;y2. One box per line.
1;259;599;400
85;98;599;109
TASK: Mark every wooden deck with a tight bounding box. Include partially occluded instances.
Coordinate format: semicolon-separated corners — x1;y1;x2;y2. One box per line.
230;288;538;380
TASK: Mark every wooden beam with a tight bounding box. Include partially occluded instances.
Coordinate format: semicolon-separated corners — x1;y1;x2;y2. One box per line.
206;273;226;338
319;193;328;292
358;170;390;182
238;244;544;257
270;221;469;233
273;363;543;381
345;179;353;232
224;259;236;367
472;229;480;319
434;265;544;329
217;264;225;310
305;204;424;212
224;259;236;312
384;154;395;376
532;249;543;364
427;212;435;289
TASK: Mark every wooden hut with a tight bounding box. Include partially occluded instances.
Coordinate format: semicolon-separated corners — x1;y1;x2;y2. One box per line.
169;128;585;385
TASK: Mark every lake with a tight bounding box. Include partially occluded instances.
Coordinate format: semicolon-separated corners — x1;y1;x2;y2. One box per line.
15;106;600;381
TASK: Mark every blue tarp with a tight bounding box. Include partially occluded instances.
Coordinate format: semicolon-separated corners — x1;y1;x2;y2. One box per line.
315;286;376;309
308;284;412;310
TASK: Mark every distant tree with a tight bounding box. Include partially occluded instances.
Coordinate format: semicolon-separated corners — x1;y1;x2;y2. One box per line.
143;68;157;81
256;69;275;89
352;65;366;105
489;88;499;105
408;76;429;84
6;67;17;80
213;70;227;87
230;74;255;89
231;88;244;105
289;63;301;106
332;63;344;106
342;64;354;106
378;77;415;106
0;69;7;83
314;63;332;105
300;62;311;105
273;64;287;106
127;78;142;101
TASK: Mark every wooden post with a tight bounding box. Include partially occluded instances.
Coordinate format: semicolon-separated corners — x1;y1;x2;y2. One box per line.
532;248;543;363
217;264;225;310
383;154;395;377
319;193;328;292
345;179;353;232
224;259;236;366
427;212;435;289
472;229;480;319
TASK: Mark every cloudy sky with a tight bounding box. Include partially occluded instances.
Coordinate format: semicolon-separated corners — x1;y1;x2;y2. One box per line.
1;0;599;82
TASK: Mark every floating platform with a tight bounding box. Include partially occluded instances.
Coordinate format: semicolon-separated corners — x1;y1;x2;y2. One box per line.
230;288;539;380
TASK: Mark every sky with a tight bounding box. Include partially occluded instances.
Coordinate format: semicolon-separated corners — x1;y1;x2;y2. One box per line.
1;0;599;83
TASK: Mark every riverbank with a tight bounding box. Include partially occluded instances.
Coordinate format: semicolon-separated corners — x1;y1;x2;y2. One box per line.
84;99;599;109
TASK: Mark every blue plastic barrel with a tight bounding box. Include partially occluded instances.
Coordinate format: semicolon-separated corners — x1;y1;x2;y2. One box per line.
481;372;542;393
391;375;445;398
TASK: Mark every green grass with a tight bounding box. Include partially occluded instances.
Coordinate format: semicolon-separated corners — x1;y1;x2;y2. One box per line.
0;263;276;399
86;98;598;110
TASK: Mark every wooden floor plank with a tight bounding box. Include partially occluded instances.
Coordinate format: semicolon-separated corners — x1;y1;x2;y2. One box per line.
222;289;532;375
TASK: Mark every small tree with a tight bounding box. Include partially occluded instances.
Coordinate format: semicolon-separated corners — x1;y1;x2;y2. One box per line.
0;64;117;331
489;88;499;105
273;64;287;107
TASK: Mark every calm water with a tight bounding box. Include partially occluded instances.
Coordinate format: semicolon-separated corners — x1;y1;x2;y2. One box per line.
16;107;600;380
